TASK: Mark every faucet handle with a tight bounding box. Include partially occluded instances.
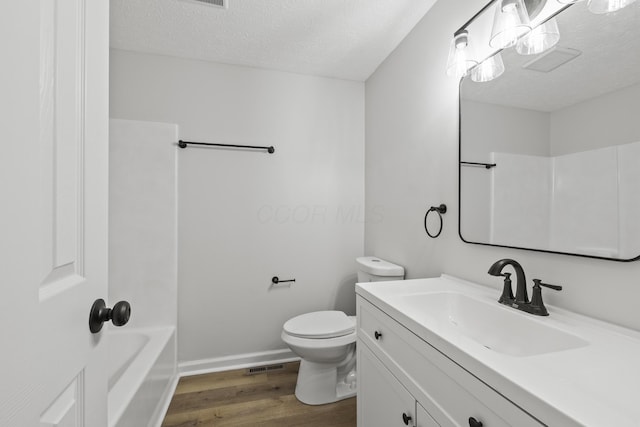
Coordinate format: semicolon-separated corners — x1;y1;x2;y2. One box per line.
530;279;562;316
533;279;562;291
498;272;514;304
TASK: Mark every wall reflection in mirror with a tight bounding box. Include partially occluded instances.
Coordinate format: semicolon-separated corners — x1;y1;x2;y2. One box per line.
459;1;640;260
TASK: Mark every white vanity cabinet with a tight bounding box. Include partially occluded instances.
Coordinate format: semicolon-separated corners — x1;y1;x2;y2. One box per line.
417;403;439;427
356;295;543;427
358;343;438;427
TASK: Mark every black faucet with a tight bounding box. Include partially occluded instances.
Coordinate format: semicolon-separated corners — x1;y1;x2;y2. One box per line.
488;258;562;316
487;258;528;305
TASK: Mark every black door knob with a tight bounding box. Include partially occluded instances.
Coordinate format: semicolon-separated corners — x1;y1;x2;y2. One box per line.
402;412;412;425
469;417;483;427
89;299;131;333
374;331;382;340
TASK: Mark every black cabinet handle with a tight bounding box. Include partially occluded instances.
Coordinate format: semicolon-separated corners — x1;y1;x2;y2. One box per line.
89;299;131;333
469;417;483;427
374;331;382;340
402;413;412;425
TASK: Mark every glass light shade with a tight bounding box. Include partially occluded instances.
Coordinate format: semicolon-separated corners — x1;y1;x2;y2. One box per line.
446;30;478;79
587;0;637;13
490;0;532;49
471;52;505;82
516;18;560;55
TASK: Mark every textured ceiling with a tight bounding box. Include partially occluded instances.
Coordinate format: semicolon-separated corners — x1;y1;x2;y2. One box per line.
110;0;437;81
462;2;640;112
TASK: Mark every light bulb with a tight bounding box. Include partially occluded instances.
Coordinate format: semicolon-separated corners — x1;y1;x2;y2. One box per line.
471;52;505;83
516;18;560;55
446;30;478;79
490;0;532;49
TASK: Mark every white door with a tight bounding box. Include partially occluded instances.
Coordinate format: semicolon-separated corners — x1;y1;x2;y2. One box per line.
0;1;109;426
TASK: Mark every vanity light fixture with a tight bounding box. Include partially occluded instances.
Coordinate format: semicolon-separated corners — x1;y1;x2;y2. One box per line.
587;0;637;14
446;29;478;79
558;0;637;13
471;52;506;82
448;0;634;81
489;0;533;49
516;17;560;55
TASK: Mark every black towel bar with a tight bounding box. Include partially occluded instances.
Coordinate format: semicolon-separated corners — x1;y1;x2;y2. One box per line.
178;140;275;153
460;161;496;169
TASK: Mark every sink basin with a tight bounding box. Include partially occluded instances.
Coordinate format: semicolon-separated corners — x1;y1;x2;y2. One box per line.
400;291;588;357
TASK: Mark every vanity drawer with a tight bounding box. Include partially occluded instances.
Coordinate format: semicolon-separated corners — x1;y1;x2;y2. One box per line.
357;296;542;427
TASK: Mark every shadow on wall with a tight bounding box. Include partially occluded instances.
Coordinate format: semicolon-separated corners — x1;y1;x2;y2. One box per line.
334;274;358;316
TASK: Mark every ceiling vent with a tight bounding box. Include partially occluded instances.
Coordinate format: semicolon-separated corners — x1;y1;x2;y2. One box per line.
522;47;582;73
180;0;228;9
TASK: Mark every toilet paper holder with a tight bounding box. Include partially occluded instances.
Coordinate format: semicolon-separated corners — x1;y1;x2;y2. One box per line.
272;276;296;285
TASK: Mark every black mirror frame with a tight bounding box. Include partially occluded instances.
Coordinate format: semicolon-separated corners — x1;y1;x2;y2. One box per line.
457;78;640;263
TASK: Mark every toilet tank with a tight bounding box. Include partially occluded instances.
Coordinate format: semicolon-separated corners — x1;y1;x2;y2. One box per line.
356;256;404;282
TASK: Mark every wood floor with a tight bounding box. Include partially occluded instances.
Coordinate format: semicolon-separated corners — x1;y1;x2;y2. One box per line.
162;362;357;427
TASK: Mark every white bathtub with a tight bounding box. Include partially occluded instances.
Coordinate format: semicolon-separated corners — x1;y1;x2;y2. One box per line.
108;327;177;427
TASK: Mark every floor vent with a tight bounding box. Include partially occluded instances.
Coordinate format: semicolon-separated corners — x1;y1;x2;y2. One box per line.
246;364;285;375
181;0;228;9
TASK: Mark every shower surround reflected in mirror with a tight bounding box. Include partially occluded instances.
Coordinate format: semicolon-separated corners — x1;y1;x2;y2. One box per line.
459;2;640;261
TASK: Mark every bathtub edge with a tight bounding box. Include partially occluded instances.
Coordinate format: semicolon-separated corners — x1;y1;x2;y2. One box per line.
149;371;179;427
108;326;175;427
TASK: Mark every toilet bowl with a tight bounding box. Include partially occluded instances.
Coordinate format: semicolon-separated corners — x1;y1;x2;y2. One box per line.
281;256;404;405
281;311;357;405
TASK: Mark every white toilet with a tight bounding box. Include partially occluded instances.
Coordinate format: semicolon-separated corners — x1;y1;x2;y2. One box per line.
281;256;404;405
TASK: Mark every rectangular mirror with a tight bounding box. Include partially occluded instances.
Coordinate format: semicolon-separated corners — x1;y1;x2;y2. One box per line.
459;2;640;261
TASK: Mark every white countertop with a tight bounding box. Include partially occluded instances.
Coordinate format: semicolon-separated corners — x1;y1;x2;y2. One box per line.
356;275;640;427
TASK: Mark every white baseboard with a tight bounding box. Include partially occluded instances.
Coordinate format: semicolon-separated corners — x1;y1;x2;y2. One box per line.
150;372;179;427
178;348;299;377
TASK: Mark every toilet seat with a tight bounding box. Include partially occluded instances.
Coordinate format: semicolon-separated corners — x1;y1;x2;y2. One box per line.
283;311;355;339
281;329;356;351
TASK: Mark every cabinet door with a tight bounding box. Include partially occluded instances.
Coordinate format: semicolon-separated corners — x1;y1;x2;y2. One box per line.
417;403;439;427
358;341;417;427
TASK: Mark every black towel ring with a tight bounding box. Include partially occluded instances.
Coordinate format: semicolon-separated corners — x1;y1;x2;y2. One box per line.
424;204;447;238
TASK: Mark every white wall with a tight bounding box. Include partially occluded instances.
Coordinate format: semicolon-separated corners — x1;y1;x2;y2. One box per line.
365;0;640;331
110;49;365;366
550;147;619;257
461;100;551;160
491;153;551;250
109;119;178;329
550;82;640;155
460;100;550;243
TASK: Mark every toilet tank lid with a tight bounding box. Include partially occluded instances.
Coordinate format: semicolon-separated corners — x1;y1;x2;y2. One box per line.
356;256;404;276
283;311;355;339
